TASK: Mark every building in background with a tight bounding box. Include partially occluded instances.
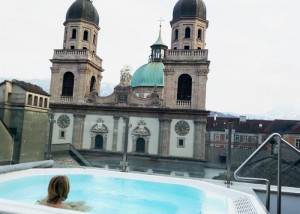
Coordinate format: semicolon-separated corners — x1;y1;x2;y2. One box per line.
0;80;50;163
49;0;210;160
206;116;300;149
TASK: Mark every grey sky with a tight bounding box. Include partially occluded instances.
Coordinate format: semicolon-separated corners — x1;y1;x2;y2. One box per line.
1;0;299;117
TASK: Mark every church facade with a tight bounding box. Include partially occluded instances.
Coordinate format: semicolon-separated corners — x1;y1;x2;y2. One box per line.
50;0;210;160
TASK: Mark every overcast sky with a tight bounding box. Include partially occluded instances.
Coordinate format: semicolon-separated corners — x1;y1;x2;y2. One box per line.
1;0;300;117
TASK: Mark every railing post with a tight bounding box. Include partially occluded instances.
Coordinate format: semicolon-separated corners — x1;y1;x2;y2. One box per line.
46;112;55;160
122;117;129;172
225;122;233;186
277;136;282;214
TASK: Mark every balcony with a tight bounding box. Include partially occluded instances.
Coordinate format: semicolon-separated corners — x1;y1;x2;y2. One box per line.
165;49;208;61
60;96;73;103
53;49;102;67
177;100;191;107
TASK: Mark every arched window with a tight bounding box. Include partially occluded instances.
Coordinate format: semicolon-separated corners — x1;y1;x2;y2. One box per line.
136;138;146;153
177;74;192;101
198;29;202;40
83;30;89;41
62;72;74;96
185;27;191;38
174;29;179;40
90;76;96;92
71;29;76;39
95;135;104;149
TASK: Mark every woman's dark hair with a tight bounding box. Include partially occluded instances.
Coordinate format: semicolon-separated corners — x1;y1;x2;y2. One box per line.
47;176;70;204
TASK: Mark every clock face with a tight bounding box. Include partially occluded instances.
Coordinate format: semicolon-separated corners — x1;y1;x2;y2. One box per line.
175;120;190;136
57;114;70;129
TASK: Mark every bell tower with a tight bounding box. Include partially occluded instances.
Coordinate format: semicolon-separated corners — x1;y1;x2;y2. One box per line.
163;0;210;110
50;0;104;104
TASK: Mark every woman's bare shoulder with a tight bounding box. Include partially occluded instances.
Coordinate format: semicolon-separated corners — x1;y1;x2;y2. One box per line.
64;201;91;212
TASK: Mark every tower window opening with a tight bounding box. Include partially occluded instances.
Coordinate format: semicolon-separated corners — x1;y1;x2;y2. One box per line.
174;47;177;50
90;76;96;92
71;29;76;39
83;47;87;50
62;72;74;96
177;74;192;101
174;29;179;40
93;34;96;44
83;30;89;41
198;29;202;40
185;27;191;38
184;46;190;50
71;46;75;49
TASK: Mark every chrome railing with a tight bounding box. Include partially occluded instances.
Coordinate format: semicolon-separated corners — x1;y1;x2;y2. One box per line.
234;133;300;214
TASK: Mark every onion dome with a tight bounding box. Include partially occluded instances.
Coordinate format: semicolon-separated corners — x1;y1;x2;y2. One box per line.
172;0;207;22
66;0;99;25
131;62;164;87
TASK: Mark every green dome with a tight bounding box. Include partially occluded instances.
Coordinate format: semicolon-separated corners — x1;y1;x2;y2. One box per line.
131;62;164;87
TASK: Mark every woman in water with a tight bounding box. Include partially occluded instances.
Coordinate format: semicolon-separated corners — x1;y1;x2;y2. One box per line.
39;175;70;209
39;175;89;211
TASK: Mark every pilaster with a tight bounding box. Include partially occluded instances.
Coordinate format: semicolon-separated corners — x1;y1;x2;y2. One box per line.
112;116;120;151
158;118;172;156
193;119;207;159
72;113;86;149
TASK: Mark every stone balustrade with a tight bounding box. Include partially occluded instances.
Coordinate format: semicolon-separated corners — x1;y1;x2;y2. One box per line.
53;49;102;66
165;49;208;61
60;96;73;102
177;100;191;107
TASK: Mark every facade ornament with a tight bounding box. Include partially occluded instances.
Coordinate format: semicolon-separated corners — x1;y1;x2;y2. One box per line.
50;66;60;73
78;66;87;73
119;66;132;86
86;90;99;103
195;69;209;76
132;120;151;154
149;87;161;106
164;68;175;75
132;120;150;136
90;118;108;150
91;118;108;135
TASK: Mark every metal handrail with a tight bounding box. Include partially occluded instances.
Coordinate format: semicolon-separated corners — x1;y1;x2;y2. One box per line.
234;133;279;212
234;133;300;214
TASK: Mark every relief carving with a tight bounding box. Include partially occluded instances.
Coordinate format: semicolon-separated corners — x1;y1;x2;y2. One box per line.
164;69;175;75
195;69;209;76
78;66;87;73
50;66;60;73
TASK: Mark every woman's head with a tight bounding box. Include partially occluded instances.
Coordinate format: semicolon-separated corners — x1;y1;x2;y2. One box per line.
47;175;70;204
